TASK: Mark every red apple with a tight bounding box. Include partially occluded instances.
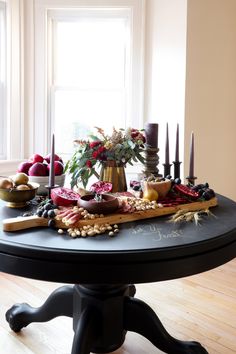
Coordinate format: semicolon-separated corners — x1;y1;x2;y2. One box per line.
47;161;64;176
44;153;60;164
29;153;44;164
28;162;47;176
17;161;33;175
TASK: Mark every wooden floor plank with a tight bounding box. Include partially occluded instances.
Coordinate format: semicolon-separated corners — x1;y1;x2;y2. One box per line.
0;258;235;353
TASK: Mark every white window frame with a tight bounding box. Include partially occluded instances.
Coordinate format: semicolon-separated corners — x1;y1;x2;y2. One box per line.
0;1;6;160
34;0;145;155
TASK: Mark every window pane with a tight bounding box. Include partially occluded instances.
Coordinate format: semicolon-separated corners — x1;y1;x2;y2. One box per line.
0;2;6;159
55;19;127;88
54;89;125;155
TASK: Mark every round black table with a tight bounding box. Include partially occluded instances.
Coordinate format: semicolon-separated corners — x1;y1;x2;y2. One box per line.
0;194;236;354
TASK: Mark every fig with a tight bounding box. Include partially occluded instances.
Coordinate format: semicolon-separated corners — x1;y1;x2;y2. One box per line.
12;173;29;185
0;178;14;189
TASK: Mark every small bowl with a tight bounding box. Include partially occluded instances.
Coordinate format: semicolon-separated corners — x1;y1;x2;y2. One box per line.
145;179;172;198
78;194;119;214
28;174;66;195
0;182;40;208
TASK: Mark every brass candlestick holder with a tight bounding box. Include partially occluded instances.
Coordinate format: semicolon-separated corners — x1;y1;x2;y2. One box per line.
143;147;162;177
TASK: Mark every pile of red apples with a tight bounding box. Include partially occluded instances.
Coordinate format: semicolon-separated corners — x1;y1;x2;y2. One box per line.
17;154;64;177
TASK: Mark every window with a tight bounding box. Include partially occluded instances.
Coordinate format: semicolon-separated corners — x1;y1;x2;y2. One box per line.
49;9;131;157
0;1;6;160
34;0;144;158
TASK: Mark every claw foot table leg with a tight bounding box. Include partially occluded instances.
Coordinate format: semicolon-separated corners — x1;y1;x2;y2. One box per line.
124;297;208;354
6;285;74;332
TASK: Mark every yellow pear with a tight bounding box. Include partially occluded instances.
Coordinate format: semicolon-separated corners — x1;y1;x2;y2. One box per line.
143;181;159;201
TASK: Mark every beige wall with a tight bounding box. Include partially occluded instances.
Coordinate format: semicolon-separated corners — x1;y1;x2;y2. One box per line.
185;0;236;200
144;0;187;174
145;0;236;201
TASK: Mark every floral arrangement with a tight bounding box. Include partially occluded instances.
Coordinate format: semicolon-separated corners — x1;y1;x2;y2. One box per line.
65;127;146;188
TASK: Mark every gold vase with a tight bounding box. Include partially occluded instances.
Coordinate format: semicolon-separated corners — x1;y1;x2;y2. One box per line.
100;161;127;193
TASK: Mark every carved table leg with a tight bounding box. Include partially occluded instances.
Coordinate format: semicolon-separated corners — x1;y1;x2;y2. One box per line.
5;283;209;354
71;308;97;354
124;297;208;354
6;285;74;332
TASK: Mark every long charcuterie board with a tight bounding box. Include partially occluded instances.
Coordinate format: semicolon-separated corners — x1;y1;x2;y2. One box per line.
2;197;218;232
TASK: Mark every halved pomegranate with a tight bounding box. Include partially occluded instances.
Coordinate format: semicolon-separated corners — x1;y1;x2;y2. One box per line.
90;181;113;194
51;187;80;206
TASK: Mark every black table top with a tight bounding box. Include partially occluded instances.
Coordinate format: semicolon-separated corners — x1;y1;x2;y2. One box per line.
0;195;235;284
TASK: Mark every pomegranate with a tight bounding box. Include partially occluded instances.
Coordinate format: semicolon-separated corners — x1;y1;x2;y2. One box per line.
29;154;44;164
51;187;80;206
17;161;33;174
47;161;64;175
44;153;60;164
28;162;48;176
90;181;113;194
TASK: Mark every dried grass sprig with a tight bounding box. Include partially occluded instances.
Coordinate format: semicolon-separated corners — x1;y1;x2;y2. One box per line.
169;208;215;225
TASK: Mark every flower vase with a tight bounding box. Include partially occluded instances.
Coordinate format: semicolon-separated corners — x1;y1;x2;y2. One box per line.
100;161;127;193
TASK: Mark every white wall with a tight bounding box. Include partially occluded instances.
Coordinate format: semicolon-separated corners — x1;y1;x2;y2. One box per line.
144;0;187;177
185;0;236;200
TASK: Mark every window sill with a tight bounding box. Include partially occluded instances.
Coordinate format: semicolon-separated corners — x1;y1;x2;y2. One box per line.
0;160;23;176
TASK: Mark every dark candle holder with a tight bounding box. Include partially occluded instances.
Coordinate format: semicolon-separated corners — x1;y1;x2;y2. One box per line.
173;161;182;180
186;176;197;186
163;163;172;178
45;184;59;199
143;147;162;177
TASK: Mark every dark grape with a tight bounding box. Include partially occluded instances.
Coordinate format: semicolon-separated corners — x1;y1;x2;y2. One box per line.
44;203;53;211
36;209;43;217
48;219;56;228
133;185;141;191
165;175;172;179
204;182;209;188
42;210;48;218
174;178;181;185
48;210;55;218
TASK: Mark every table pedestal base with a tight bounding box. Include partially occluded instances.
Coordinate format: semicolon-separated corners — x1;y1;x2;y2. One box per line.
5;284;208;354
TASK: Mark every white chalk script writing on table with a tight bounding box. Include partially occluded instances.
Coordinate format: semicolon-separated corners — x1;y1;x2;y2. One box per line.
131;224;184;241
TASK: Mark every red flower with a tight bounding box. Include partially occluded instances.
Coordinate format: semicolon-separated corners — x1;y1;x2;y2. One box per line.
86;160;92;168
92;151;99;159
89;140;101;148
97;146;106;154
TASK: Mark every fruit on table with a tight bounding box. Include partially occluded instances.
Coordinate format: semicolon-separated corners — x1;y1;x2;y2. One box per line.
29;154;44;164
17;153;64;177
17;161;33;174
44;153;60;164
51;187;80;206
90;181;113;194
47;161;64;176
28;162;48;176
173;184;200;199
142;182;158;202
16;184;31;190
0;178;14;189
12;172;29;186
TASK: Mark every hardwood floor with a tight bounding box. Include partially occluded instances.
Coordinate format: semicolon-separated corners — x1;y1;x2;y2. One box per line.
0;259;235;354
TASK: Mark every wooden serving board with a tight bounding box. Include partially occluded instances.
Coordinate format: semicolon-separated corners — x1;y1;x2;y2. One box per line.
2;197;218;232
